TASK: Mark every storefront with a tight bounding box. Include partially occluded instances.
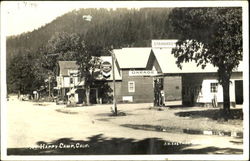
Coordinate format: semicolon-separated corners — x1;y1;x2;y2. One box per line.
56;40;243;106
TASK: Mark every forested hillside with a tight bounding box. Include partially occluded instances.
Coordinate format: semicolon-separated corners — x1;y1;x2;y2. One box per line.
7;8;176;64
7;8;177;94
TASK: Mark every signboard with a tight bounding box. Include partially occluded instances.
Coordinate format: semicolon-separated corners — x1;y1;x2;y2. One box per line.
152;39;178;48
129;70;157;76
68;70;78;75
101;61;112;77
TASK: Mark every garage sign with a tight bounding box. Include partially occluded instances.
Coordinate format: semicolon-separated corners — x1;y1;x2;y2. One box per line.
129;70;157;76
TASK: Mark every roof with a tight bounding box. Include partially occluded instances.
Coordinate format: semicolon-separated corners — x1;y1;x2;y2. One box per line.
153;48;243;74
113;47;243;74
58;57;122;80
58;47;243;78
58;61;79;76
114;48;152;69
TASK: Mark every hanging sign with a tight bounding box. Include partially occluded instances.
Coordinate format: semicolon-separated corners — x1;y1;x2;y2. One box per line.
101;61;112;77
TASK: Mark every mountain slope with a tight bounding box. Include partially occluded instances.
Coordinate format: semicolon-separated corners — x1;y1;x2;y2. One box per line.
6;8;176;65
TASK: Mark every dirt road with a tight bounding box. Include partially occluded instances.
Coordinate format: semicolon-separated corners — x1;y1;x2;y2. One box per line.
6;96;243;154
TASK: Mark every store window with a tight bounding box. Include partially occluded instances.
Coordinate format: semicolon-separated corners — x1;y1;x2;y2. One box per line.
128;81;135;92
210;83;218;93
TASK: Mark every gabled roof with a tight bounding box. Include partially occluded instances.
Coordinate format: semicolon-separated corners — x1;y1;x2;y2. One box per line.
58;61;79;76
153;48;243;74
114;48;152;69
58;57;122;80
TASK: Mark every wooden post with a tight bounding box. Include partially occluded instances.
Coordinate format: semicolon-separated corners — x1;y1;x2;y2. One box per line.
48;76;51;97
111;50;117;115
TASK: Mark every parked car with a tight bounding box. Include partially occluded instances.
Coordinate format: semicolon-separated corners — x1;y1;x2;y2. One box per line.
20;94;30;101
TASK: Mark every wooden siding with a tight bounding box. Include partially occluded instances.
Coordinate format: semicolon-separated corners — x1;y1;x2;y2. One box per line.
118;70;154;103
163;76;182;101
182;72;243;106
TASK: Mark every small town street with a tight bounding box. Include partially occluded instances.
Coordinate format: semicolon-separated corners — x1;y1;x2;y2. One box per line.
2;3;248;161
7;95;243;155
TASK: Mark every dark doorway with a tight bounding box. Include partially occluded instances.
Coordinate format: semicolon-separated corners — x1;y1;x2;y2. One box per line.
235;80;243;104
76;89;85;104
154;78;164;106
90;88;98;104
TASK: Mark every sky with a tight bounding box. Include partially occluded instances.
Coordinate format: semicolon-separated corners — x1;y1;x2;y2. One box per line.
2;1;141;36
2;1;89;36
2;1;246;36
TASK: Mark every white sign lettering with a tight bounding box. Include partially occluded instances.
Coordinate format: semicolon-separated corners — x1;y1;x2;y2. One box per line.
129;70;157;76
152;39;178;48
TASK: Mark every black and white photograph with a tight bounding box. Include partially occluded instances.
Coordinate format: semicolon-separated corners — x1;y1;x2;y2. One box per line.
0;1;249;160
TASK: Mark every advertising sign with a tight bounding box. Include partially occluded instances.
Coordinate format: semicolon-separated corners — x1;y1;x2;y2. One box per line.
101;61;112;77
129;70;157;76
152;39;178;48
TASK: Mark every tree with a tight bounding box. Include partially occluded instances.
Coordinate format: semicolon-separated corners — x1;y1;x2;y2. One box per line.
75;42;101;105
41;32;85;94
44;32;101;105
168;8;242;119
7;52;46;96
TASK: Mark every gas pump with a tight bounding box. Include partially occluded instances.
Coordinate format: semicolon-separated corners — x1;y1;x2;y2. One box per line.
154;78;164;107
160;90;165;106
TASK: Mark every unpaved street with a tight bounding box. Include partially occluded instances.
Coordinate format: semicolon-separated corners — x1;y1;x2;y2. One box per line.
7;96;243;154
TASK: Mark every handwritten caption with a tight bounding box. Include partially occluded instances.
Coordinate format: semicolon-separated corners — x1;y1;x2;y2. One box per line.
29;142;90;150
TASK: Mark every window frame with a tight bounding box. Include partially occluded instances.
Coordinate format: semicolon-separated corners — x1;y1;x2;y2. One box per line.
70;76;74;84
128;81;135;93
210;83;218;93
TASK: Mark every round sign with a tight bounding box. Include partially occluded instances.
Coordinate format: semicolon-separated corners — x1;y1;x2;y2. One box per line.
101;61;112;73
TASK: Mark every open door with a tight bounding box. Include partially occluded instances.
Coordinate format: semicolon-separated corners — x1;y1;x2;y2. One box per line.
235;80;243;104
90;88;98;104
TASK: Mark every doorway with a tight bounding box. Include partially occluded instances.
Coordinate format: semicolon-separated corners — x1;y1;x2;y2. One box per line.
235;80;243;104
154;78;164;106
90;88;98;104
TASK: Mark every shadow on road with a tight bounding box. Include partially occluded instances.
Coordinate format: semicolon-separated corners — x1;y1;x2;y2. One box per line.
7;134;242;155
175;109;243;120
121;124;243;138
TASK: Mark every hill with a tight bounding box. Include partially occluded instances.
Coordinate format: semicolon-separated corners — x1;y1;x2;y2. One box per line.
6;8;176;65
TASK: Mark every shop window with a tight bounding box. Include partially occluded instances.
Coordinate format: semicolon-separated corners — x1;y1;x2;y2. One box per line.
128;81;135;92
210;83;218;93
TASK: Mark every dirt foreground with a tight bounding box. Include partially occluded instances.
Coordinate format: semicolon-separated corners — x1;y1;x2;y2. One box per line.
6;95;244;154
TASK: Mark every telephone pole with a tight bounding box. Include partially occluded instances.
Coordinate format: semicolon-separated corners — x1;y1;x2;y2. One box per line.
48;76;51;97
111;50;117;115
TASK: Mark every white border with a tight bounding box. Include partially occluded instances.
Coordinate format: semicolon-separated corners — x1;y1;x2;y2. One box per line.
1;1;249;160
1;0;8;159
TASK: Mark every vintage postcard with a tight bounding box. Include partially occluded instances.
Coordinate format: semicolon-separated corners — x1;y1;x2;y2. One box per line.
1;1;249;160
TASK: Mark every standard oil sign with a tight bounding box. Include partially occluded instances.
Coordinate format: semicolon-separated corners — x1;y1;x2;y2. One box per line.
101;61;112;77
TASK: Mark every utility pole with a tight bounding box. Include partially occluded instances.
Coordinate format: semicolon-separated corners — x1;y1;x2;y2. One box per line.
48;76;51;97
111;50;117;115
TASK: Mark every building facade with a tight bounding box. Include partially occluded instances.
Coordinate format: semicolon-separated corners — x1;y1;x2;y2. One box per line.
56;40;244;106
